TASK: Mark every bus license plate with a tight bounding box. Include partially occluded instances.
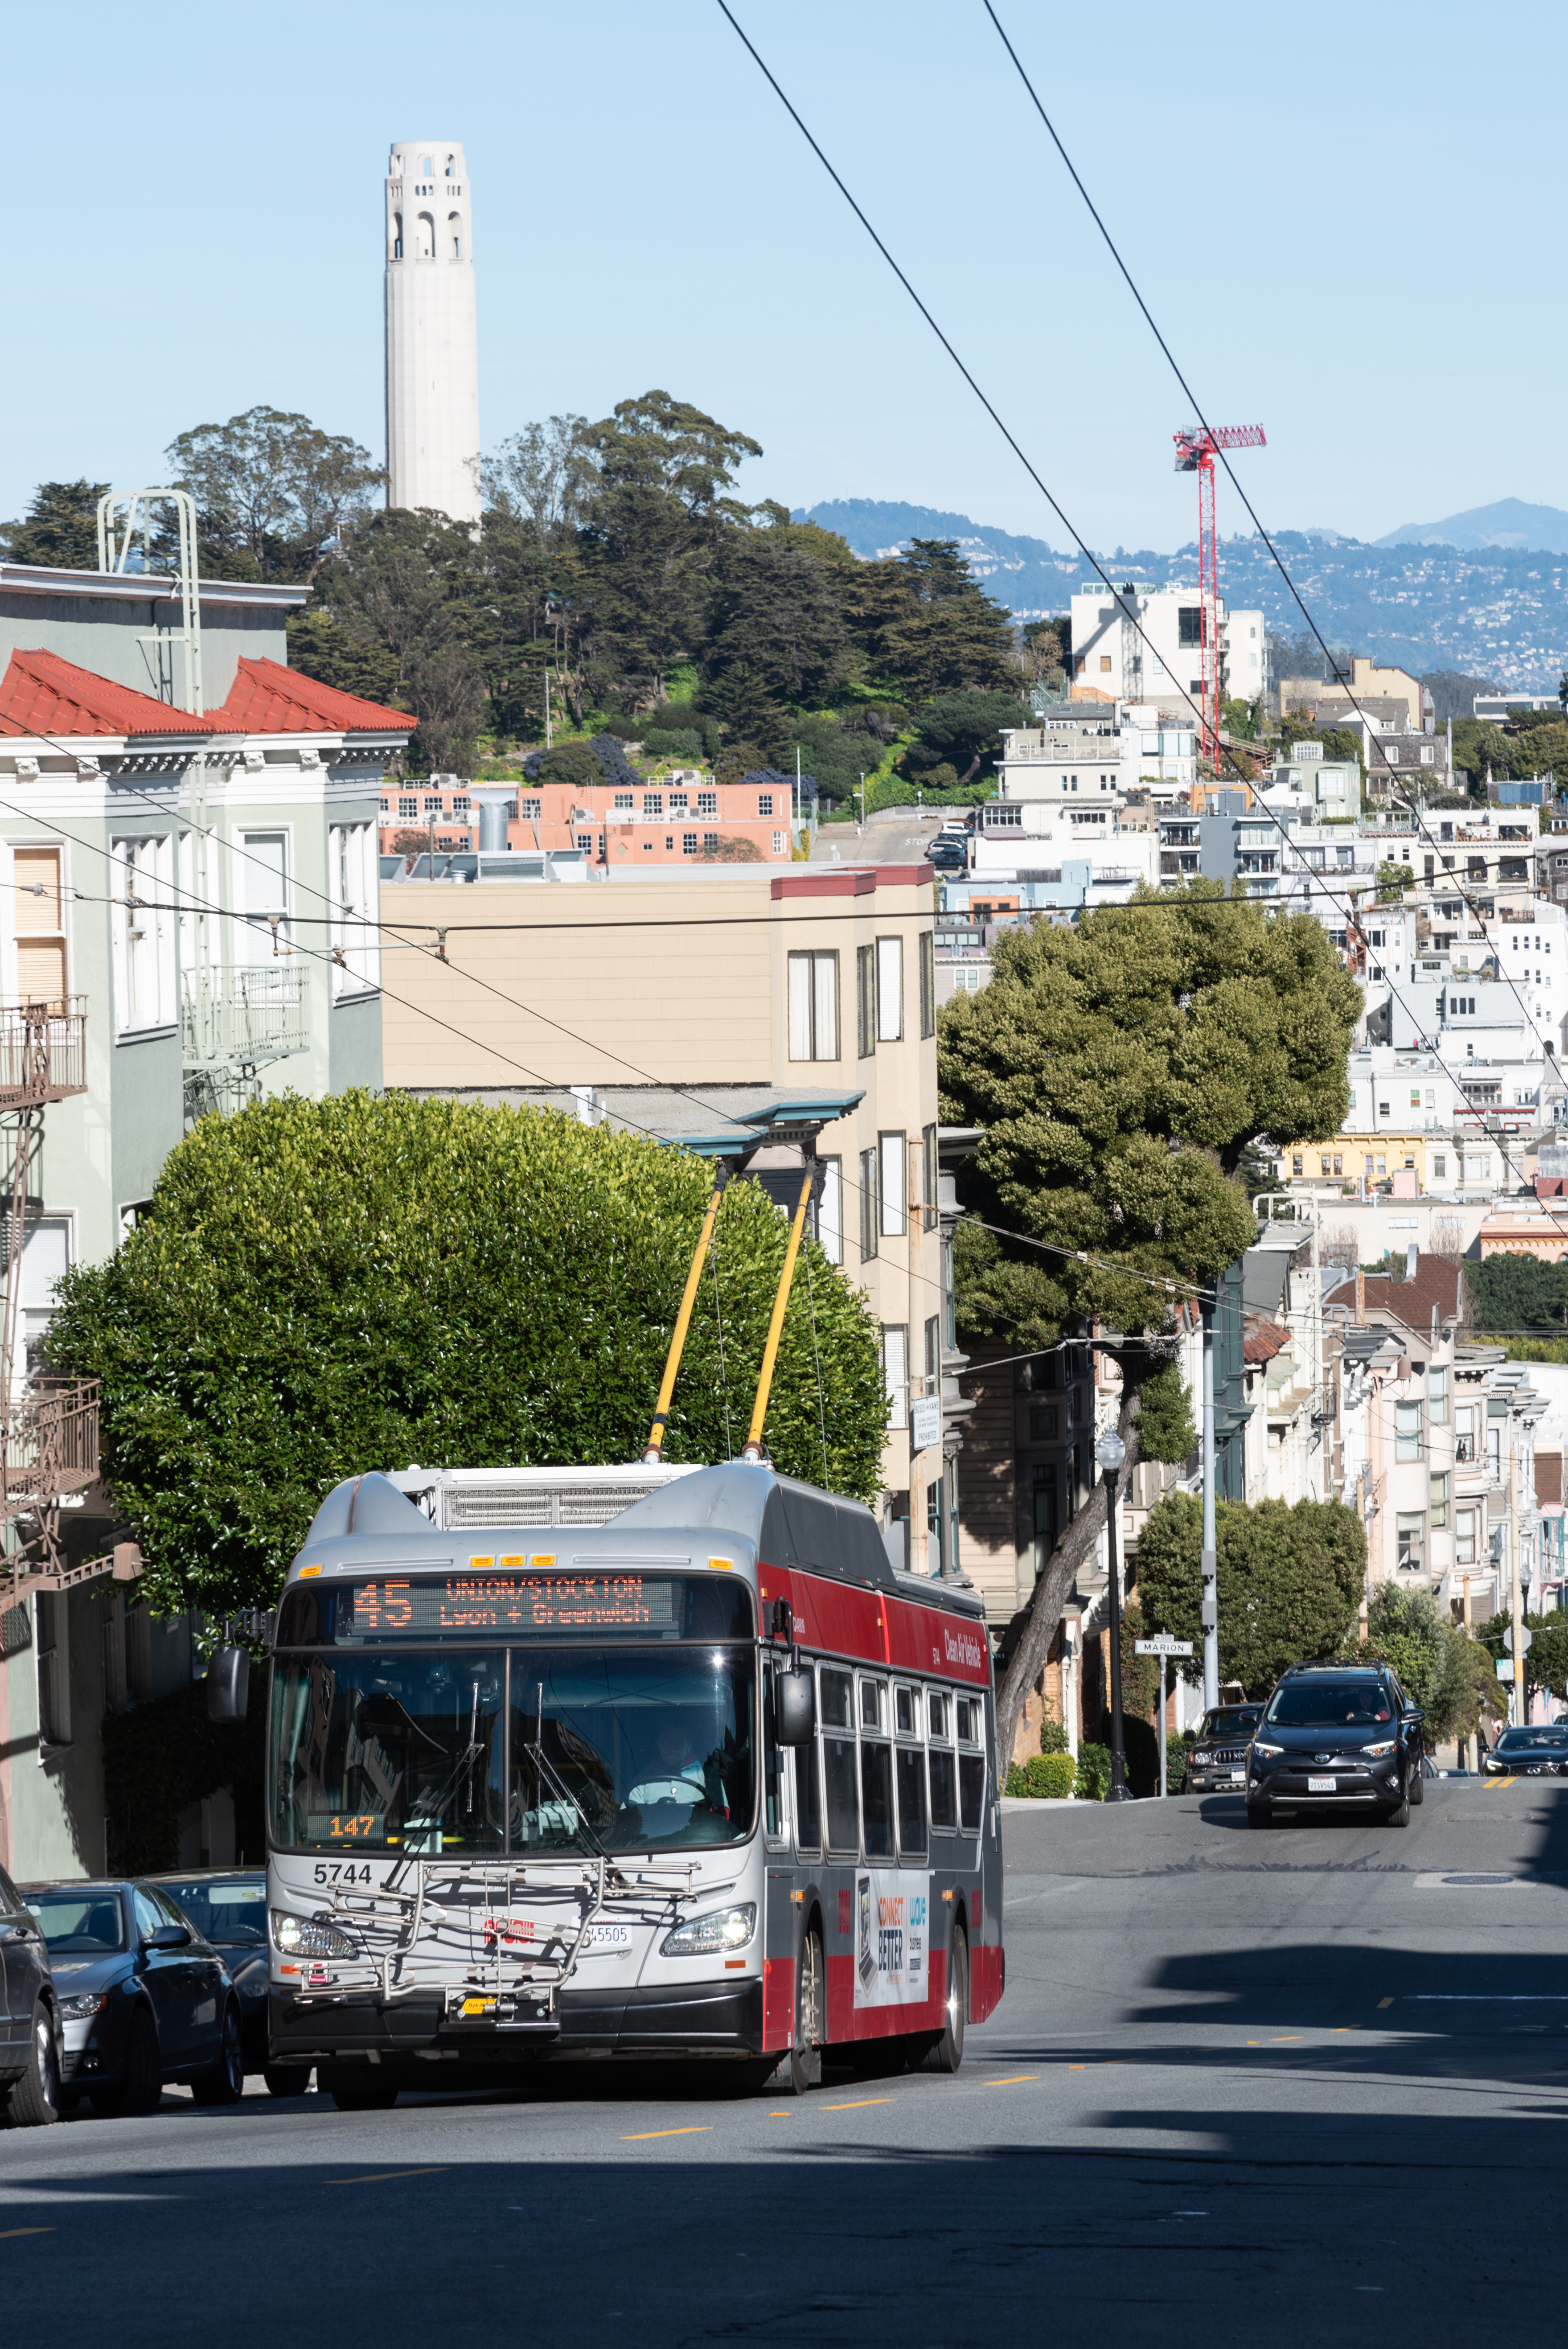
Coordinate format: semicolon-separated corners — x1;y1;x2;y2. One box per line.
1308;1776;1335;1792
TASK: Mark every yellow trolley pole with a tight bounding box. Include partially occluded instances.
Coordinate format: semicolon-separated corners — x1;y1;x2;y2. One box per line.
641;1173;724;1465
741;1164;816;1464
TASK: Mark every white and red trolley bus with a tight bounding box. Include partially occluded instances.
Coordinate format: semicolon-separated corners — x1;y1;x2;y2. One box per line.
263;1460;1004;2104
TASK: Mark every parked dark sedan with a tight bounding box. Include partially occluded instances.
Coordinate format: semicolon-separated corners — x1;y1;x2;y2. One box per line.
1186;1705;1264;1793
1484;1726;1568;1776
0;1861;62;2124
22;1880;244;2115
146;1871;272;2078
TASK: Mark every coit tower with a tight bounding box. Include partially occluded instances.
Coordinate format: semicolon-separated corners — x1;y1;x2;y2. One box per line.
384;140;480;526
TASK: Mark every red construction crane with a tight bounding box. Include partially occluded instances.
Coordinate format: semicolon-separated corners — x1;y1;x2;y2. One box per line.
1173;423;1266;776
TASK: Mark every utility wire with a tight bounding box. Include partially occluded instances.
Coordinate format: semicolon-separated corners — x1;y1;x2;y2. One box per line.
714;1;1568;1260
980;0;1563;1069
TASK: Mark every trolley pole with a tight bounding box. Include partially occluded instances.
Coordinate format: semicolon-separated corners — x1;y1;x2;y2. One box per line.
1202;1293;1219;1711
1096;1428;1133;1803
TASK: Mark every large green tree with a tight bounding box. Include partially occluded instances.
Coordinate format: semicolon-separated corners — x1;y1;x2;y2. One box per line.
304;509;487;770
1367;1584;1505;1748
903;688;1027;785
0;478;109;568
1135;1492;1365;1695
939;885;1361;1759
46;1095;887;1622
164;406;382;579
1464;1253;1568;1331
844;539;1018;702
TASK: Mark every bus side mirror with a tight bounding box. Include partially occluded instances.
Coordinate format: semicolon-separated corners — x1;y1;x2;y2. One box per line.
206;1646;250;1723
776;1669;816;1746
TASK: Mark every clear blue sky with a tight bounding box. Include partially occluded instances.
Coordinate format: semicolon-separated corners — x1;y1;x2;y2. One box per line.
5;0;1558;553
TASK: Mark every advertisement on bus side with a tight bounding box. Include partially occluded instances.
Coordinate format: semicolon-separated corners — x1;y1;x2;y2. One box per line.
853;1870;930;2008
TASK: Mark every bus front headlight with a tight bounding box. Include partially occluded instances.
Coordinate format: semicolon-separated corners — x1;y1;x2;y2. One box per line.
272;1910;357;1960
660;1903;757;1958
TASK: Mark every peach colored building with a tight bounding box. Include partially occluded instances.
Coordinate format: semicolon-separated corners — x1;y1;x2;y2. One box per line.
378;859;948;1561
379;772;797;865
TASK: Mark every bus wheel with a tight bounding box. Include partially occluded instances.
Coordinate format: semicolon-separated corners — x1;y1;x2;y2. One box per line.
786;1927;824;2094
320;2066;400;2111
925;1929;968;2074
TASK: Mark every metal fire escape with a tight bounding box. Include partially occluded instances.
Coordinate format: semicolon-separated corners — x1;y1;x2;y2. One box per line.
0;1001;129;1607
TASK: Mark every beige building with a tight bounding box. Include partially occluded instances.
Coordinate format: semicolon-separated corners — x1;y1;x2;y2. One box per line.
1279;656;1433;736
379;859;950;1566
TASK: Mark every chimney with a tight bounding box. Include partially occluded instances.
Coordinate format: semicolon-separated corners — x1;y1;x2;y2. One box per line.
1406;1241;1419;1283
1356;1267;1365;1326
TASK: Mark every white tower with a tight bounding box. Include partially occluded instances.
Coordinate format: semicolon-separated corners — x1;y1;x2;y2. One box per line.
384;141;481;526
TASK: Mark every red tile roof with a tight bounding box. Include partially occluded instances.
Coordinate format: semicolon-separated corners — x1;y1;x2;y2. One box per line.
210;656;412;735
1244;1321;1290;1365
0;648;216;738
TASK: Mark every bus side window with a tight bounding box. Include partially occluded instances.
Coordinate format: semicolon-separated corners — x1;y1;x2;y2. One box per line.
763;1658;783;1842
956;1695;985;1833
894;1684;926;1858
928;1689;957;1830
859;1675;894;1859
821;1668;859;1855
794;1663;823;1852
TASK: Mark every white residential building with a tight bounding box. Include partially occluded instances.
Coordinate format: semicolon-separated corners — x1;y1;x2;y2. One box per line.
1067;581;1266;715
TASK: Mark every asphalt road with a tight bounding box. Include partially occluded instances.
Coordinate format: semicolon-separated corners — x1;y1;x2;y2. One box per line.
5;1781;1567;2342
813;806;945;866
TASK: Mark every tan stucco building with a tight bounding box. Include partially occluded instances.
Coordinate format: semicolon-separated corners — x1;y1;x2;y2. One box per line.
378;859;950;1568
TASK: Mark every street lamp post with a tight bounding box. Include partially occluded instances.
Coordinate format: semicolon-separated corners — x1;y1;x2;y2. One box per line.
1519;1556;1534;1727
1096;1428;1133;1804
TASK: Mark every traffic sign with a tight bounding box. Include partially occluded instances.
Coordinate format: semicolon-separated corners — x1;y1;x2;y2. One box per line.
1503;1626;1532;1654
910;1395;942;1453
1135;1637;1194;1658
1496;1658;1515;1681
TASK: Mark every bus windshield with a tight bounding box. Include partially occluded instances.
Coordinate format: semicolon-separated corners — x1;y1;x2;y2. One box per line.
270;1647;756;1856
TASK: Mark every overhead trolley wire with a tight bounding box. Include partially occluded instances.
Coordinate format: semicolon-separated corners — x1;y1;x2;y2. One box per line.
979;0;1561;1067
714;1;1568;1261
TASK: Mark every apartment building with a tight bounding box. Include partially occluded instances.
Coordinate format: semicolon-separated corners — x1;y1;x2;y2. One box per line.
379;768;801;866
1279;656;1433;735
377;858;950;1565
0;563;410;1881
1067;582;1266;715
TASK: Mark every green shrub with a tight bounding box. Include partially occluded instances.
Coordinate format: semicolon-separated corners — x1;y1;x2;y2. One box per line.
1005;1752;1080;1799
1026;1751;1077;1799
1166;1733;1193;1795
1075;1741;1112;1801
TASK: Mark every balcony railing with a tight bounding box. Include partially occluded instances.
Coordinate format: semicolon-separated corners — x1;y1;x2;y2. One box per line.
0;999;87;1109
0;1377;100;1518
182;962;308;1071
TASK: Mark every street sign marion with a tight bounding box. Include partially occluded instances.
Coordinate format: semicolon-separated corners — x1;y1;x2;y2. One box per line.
1135;1637;1194;1658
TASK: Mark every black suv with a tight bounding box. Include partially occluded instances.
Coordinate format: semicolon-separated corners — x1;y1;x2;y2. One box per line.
1247;1664;1424;1828
1186;1705;1264;1793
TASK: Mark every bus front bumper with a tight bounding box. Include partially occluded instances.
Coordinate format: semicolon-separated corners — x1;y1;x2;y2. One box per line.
268;1977;766;2066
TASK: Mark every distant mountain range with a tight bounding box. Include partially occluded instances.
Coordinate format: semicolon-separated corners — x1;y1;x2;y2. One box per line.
1375;497;1568;553
798;497;1568;690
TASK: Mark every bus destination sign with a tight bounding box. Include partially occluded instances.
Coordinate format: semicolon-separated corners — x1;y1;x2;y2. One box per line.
348;1573;678;1640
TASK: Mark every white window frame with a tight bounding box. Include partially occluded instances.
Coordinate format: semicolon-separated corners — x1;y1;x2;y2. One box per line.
879;1132;907;1238
787;950;839;1063
111;832;177;1035
883;1324;909;1430
816;1158;842;1266
329;821;381;1002
236;827;292;964
876;936;903;1042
